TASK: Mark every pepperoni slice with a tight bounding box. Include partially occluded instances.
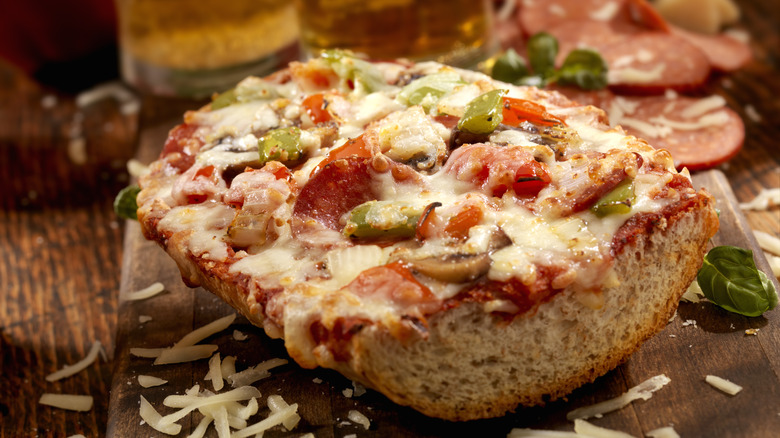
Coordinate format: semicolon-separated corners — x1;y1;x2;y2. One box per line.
293;157;378;232
519;0;632;37
554;87;744;170
630;99;744;171
548;21;711;94
671;26;752;72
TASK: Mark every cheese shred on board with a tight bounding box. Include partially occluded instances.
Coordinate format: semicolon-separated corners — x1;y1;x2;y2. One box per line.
46;340;103;382
124;282;166;301
39;394;94;412
705;374;743;395
567;375;671;420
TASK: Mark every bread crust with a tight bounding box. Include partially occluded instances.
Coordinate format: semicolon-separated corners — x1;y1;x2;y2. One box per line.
140;185;717;421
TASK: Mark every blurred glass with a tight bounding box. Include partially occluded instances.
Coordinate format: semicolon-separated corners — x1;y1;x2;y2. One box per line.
117;0;298;98
295;0;497;68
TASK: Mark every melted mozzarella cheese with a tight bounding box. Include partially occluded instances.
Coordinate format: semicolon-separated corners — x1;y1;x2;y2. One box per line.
159;203;235;261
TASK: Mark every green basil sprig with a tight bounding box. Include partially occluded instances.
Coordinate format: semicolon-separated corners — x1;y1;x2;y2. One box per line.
697;246;778;317
114;184;141;220
491;32;607;90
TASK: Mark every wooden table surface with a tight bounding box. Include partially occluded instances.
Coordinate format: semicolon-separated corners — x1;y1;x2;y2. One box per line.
1;1;778;436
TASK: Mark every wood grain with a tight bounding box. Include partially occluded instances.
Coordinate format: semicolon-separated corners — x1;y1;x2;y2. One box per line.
105;120;780;437
1;0;778;436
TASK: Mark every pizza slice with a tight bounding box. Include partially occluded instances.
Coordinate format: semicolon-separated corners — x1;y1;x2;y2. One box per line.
135;52;718;420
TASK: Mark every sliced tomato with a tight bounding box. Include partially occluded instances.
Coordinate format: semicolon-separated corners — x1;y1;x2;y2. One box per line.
415;202;483;241
193;164;215;179
348;262;437;312
310;134;371;177
301;93;333;124
443;204;483;240
162;123;202;171
501;97;564;127
512;160;552;197
444;144;551;198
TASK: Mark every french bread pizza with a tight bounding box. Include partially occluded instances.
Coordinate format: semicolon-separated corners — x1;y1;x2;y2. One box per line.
135;52;718;421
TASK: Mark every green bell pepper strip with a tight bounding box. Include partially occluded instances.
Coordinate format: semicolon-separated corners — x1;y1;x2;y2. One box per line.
259;127;303;163
590;178;635;217
343;201;423;239
457;89;507;135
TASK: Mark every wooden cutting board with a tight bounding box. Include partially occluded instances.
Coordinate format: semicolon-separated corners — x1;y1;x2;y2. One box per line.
107;124;780;437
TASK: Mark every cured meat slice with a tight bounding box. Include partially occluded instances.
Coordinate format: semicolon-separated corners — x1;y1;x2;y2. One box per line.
292;157;377;232
671;26;752;72
553;87;744;170
519;0;631;37
519;0;669;36
548;21;711;94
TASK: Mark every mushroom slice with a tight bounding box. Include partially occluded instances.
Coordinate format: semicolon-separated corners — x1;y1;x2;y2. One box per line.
406;253;491;283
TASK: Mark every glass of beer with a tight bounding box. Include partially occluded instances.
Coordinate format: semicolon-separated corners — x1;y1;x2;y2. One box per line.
117;0;299;98
294;0;497;68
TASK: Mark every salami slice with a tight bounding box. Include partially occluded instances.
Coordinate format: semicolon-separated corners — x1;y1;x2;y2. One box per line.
549;21;711;94
519;0;631;37
519;0;669;36
671;26;752;72
552;86;744;170
292;157;377;232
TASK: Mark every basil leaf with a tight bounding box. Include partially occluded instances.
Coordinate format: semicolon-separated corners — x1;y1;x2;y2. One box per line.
527;32;558;79
114;185;141;220
556;49;608;90
491;48;529;84
697;246;778;317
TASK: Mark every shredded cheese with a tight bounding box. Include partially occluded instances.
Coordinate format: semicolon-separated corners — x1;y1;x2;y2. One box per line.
171;314;236;349
573;419;636;438
160;386;261;425
130;347;164;358
39;394;93;412
207;353;225;391
739;188;780;210
221;355;237;377
187;416;213;438
608;64;666;85
754;230;780;256
680;95;726;118
646;426;681;438
590;1;620;21
268;394;301;430
507;429;591;437
230;403;299;438
766;253;780;277
227;358;288;387
139;395;181;435
705;375;743;395
567;374;671;420
348;409;371;430
154;344;219;365
138;375;168;388
46;341;103;382
681;280;705;303
124;282;166;301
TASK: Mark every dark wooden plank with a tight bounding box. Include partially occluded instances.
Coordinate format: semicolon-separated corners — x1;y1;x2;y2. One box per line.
106;118;780;437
